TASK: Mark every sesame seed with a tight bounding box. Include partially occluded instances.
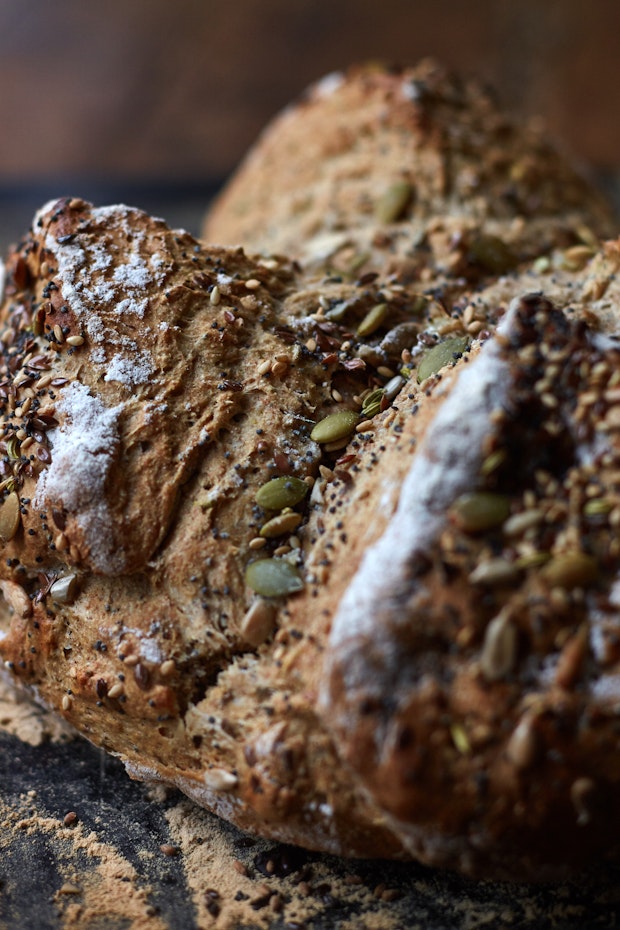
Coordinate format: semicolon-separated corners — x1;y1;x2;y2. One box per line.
66;335;84;347
257;359;272;376
209;285;220;305
107;682;125;699
245;278;261;290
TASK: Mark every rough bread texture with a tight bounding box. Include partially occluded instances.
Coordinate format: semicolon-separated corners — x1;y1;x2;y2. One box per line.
202;60;614;269
1;62;620;881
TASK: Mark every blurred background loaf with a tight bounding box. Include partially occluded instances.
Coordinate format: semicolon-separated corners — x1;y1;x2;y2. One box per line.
0;0;619;253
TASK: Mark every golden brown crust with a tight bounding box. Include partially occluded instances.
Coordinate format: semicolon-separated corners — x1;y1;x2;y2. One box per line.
0;196;415;859
320;290;620;878
202;60;614;268
1;61;620;881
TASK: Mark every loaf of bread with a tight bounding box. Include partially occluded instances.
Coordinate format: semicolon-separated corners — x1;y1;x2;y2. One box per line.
1;62;619;881
203;60;614;268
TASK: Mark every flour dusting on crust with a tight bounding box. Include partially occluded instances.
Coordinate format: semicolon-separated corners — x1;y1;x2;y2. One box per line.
35;381;123;572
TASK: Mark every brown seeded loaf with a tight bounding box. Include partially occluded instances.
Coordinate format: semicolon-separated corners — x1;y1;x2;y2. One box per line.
202;59;614;273
0;63;619;881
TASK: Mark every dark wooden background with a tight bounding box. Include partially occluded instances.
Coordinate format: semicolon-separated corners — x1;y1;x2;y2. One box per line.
1;0;619;248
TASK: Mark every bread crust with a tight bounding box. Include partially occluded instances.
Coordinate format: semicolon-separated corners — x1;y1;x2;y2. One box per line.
1;61;620;880
202;60;614;266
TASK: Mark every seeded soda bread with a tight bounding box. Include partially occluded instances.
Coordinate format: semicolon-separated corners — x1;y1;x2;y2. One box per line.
202;60;614;274
1;55;620;879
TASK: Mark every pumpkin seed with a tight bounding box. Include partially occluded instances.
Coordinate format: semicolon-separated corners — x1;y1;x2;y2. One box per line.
245;559;304;597
411;295;431;316
468;235;516;274
0;492;20;541
451;492;511;534
260;510;303;538
310;410;359;444
357;303;388;338
375;181;413;224
417;336;469;382
361;388;385;419
541;552;599;589
325;300;351;322
255;476;309;511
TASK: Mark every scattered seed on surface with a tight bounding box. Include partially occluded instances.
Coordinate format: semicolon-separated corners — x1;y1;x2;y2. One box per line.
240;598;277;647
451;492;511;533
0;492;21;541
375;180;413;223
245;559;304;597
260;510;303;538
311;410;359;444
255;476;309;510
357;303;387;337
417;336;469;382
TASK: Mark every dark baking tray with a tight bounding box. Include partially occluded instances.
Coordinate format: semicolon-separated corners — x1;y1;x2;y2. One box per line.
1;730;619;930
